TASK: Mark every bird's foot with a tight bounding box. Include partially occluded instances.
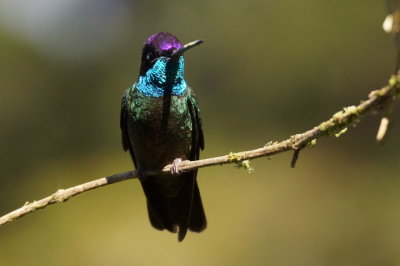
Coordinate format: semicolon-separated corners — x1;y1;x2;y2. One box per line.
170;158;183;175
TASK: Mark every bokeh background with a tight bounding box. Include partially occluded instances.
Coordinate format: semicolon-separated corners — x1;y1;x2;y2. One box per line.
1;1;400;265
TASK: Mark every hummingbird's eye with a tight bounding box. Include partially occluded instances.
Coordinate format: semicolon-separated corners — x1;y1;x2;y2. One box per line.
146;53;153;61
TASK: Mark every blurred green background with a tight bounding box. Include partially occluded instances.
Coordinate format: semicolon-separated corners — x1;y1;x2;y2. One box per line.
1;1;400;265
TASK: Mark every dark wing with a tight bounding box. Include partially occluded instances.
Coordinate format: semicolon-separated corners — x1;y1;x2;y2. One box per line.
179;89;206;238
120;93;137;168
121;91;172;231
187;89;205;160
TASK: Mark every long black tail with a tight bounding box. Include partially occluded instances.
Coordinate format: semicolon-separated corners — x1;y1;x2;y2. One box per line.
141;171;207;241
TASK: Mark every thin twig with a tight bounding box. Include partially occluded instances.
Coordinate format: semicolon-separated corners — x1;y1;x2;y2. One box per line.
290;149;301;168
0;75;399;227
376;116;390;143
380;2;400;143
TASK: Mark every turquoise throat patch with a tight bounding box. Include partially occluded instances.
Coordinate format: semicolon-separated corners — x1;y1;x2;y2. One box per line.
137;56;187;97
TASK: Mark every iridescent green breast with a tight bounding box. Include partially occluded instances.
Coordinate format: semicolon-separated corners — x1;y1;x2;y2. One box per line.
123;84;193;171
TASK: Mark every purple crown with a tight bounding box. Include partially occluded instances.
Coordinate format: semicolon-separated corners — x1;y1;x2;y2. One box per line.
146;32;182;53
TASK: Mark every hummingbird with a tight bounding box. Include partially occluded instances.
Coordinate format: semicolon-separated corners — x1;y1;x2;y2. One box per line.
120;32;206;241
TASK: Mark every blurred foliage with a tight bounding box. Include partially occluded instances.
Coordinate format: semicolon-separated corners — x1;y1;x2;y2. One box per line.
0;1;400;265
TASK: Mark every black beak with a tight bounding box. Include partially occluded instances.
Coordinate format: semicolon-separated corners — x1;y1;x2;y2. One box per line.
171;39;204;59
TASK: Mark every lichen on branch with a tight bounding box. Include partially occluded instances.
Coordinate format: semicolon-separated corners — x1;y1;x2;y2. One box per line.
0;73;399;227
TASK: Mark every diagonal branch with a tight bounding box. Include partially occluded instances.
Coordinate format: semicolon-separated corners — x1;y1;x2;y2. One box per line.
1;74;399;227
